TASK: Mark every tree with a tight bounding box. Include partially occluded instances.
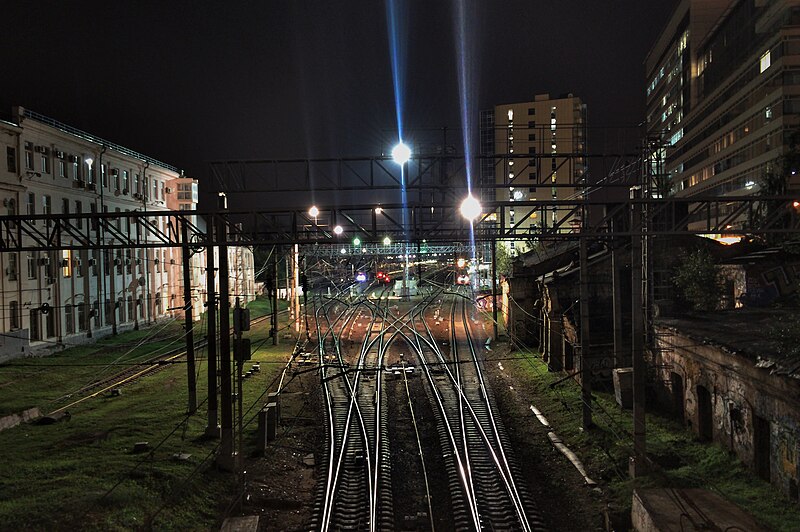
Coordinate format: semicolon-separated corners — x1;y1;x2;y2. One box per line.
672;247;724;311
494;242;513;278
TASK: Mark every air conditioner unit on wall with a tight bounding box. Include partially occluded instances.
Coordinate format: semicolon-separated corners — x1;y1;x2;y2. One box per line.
55;151;65;159
165;187;173;194
34;146;46;153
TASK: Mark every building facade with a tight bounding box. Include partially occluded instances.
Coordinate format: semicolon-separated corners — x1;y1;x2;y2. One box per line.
646;0;800;231
0;107;255;360
480;94;587;255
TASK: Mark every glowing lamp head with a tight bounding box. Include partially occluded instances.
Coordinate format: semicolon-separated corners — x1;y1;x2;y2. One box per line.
352;237;361;246
456;258;466;268
459;194;482;221
383;236;391;246
391;142;411;165
84;157;93;168
333;225;343;235
375;207;383;214
308;206;319;218
793;200;800;209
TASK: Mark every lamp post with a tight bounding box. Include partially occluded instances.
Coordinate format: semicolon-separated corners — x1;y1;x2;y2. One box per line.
392;141;412;299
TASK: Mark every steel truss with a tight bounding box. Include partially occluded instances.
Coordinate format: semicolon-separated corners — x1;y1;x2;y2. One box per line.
0;195;797;252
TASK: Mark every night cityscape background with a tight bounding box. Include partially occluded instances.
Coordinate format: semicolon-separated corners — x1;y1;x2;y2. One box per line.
1;1;799;531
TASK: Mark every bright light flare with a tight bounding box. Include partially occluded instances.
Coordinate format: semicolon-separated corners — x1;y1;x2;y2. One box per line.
391;142;411;165
309;206;319;218
333;225;343;235
460;194;482;221
383;236;391;246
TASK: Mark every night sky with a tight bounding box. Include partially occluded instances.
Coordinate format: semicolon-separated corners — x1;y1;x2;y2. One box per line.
1;1;678;209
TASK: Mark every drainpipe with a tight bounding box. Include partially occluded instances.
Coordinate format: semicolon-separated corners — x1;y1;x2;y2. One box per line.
141;162;152;325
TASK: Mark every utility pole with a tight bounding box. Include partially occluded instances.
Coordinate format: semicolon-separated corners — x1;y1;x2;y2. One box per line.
205;222;219;438
491;238;499;340
216;193;235;471
579;235;592;429
271;249;278;346
630;185;647;477
181;220;197;414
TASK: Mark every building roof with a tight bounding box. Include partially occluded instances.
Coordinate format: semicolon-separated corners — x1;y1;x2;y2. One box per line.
657;308;800;379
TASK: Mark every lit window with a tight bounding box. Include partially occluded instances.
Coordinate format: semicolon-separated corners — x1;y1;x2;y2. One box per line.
760;51;771;73
507;109;514;121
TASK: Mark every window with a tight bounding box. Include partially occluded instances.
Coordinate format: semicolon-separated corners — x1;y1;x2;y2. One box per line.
46;310;55;338
91;249;99;276
75;201;82;229
72;159;79;181
26;193;35;215
30;309;40;341
528;133;536;141
90;203;98;231
134;173;140;194
126;249;133;274
114;171;121;191
27;253;37;279
528;108;535;115
62;198;69;215
9;301;19;329
77;304;87;332
760;50;771;73
25;148;33;170
7;254;17;281
93;300;100;327
6;147;16;173
160;181;165;200
65;304;74;335
116;249;123;275
101;164;107;187
40;154;50;174
58;160;66;178
153;179;158;200
42;195;51;227
127;296;134;319
105;299;113;325
122;171;129;192
62;250;72;278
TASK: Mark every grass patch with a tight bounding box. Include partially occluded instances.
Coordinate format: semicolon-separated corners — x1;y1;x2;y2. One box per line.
503;349;800;532
0;296;297;530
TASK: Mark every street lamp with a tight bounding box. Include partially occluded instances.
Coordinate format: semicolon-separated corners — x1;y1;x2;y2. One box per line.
383;236;391;246
391;142;411;165
308;205;319;219
460;194;482;221
333;225;343;235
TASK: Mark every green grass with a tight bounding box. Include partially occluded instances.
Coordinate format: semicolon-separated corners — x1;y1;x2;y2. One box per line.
503;350;800;531
0;296;296;530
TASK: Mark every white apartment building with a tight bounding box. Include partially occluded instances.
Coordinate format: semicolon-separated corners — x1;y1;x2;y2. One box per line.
0;107;255;361
480;93;588;255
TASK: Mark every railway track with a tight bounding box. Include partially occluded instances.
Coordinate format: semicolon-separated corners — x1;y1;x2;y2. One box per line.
49;314;271;415
309;279;543;530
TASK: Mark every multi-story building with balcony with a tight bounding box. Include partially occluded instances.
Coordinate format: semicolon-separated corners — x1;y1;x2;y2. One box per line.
480;93;587;255
646;0;800;233
0;107;255;360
